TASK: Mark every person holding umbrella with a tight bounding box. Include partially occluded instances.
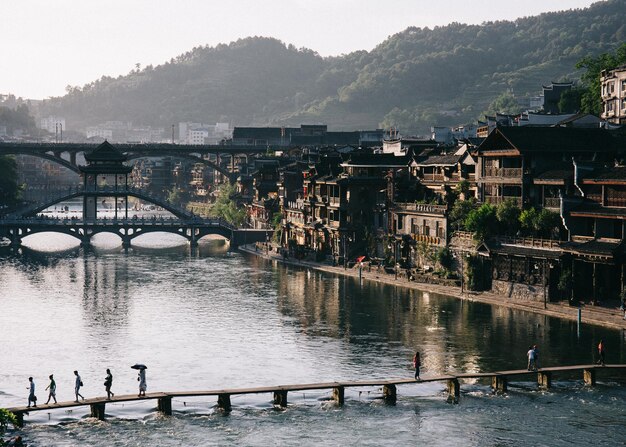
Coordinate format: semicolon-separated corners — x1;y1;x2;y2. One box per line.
131;364;147;397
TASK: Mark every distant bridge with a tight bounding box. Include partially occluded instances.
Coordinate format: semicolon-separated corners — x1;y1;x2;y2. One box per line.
0;142;272;182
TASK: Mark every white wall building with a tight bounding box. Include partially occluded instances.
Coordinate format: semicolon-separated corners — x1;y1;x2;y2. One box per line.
601;65;626;125
39;116;66;133
179;122;232;144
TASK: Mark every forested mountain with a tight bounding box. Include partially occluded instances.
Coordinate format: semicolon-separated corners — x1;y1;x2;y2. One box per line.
38;0;626;134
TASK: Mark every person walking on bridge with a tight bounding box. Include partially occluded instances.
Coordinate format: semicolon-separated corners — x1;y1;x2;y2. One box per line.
27;377;36;408
138;368;147;397
596;340;606;366
104;369;114;400
527;346;536;371
413;351;421;380
74;370;84;402
45;374;57;404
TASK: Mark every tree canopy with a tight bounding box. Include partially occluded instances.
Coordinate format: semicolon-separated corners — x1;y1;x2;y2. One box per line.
577;42;626;115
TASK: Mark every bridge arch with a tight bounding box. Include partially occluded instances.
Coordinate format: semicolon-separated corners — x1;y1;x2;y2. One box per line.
8;151;80;174
20;189;194;220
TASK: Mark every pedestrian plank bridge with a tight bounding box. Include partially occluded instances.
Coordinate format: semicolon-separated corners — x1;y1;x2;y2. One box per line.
7;364;626;426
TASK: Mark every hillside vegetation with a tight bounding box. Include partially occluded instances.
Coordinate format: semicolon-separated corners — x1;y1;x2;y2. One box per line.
38;0;626;133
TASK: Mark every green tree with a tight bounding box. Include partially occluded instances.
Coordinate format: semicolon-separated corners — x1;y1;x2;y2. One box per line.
271;212;282;243
436;247;454;274
465;203;497;241
518;207;560;237
558;87;583;113
209;183;246;226
576;43;626;115
0;155;21;210
449;198;477;231
482;92;522;117
167;186;189;206
0;408;18;443
496;199;521;235
519;207;539;235
535;209;561;238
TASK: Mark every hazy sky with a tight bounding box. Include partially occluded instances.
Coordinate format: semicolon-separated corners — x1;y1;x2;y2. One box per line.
1;0;598;100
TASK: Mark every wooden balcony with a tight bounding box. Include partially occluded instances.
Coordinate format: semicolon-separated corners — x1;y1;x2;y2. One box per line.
484;196;522;206
421;174;446;182
543;197;561;209
483;167;522;178
606;197;626;207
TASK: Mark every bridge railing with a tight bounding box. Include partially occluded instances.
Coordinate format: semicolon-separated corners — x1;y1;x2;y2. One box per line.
0;215;230;227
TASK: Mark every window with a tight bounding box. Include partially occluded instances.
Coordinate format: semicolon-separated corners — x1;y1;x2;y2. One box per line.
422;219;430;236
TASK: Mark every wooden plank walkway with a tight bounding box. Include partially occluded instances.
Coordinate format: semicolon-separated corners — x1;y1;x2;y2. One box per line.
6;364;625;426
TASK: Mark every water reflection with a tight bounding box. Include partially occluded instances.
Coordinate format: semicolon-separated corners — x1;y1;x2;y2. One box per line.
264;255;626;375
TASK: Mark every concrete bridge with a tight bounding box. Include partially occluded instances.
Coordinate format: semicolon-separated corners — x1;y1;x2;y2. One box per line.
0;142;270;183
6;364;625;426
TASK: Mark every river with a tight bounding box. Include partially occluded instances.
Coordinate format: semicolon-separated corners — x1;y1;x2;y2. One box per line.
1;233;625;446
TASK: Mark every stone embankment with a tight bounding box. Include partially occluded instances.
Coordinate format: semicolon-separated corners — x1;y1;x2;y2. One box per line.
239;244;626;331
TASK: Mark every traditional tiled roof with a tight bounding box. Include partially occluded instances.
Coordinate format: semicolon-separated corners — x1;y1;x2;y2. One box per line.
534;169;573;181
569;203;626;219
582;166;626;183
84;140;127;162
489;244;562;259
478;127;618;154
342;153;410;167
412;154;462;167
560;238;623;258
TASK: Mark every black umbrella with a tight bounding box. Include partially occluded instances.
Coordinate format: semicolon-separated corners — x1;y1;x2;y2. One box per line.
131;364;147;370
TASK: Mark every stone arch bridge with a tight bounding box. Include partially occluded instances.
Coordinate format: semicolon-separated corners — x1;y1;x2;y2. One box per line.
1;188;270;249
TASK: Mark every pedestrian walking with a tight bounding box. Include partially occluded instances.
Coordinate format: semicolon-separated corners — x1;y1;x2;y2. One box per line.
596;340;606;366
138;368;147;397
533;345;540;370
74;370;84;402
45;374;57;404
27;377;36;408
104;369;114;400
527;346;536;371
412;351;421;380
